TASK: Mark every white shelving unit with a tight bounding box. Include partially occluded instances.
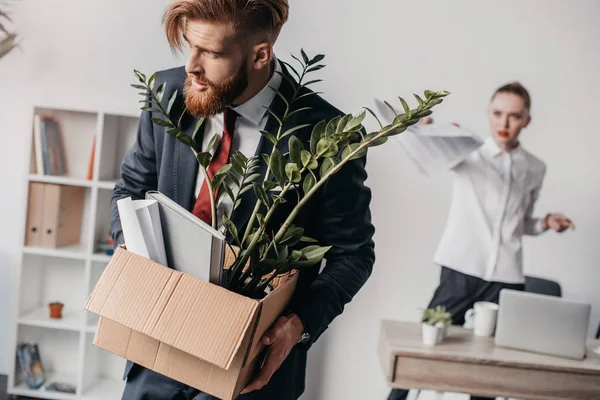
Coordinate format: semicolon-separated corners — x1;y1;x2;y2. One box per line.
9;106;139;399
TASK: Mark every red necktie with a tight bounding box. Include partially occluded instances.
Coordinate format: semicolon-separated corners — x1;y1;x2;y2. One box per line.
193;108;239;225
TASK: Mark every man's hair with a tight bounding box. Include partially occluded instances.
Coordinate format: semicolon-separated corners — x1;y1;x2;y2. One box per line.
491;82;531;111
163;0;289;52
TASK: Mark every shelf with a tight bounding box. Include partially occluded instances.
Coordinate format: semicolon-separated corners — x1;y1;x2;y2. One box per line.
18;307;85;332
28;174;94;188
91;252;113;263
10;372;77;399
82;378;125;399
86;313;99;333
96;180;117;190
23;245;89;261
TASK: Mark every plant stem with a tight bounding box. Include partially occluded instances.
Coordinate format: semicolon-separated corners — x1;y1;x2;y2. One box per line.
240;68;307;244
227;168;305;289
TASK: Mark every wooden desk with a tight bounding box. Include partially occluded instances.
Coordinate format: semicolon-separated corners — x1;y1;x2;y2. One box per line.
379;320;600;400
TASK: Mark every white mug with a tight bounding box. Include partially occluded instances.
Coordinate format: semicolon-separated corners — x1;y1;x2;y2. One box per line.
464;301;499;337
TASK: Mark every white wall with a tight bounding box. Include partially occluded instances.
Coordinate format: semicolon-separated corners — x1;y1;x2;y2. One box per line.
1;1;599;399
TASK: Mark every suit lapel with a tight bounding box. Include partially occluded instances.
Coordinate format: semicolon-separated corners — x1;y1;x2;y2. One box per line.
230;61;297;233
174;105;204;211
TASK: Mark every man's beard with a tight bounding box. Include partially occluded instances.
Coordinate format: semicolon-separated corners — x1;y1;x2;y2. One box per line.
183;60;248;118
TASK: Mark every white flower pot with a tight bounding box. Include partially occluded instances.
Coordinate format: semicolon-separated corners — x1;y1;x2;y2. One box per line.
436;321;449;339
422;323;442;346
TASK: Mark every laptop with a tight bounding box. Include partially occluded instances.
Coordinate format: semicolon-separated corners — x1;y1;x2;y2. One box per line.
494;289;591;360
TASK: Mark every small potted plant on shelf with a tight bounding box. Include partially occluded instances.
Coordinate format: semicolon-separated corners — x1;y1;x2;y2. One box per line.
48;302;63;319
421;305;452;346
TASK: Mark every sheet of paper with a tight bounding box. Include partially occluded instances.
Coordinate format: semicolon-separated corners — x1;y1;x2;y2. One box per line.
117;197;168;266
374;98;484;176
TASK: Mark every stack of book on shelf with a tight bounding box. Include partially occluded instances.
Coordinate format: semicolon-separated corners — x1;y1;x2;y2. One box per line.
33;115;67;176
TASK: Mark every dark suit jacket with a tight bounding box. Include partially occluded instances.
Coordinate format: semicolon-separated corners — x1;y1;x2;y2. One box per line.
110;61;375;399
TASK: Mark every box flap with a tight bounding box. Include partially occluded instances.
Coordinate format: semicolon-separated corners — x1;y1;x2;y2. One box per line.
85;246;260;369
246;272;299;363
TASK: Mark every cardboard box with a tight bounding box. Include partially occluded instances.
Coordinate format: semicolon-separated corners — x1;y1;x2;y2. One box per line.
85;246;298;400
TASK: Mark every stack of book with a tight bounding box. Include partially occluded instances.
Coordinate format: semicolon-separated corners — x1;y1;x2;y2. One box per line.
33;115;67;176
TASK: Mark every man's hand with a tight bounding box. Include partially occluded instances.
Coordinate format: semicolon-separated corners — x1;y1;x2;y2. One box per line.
241;313;305;394
542;213;575;233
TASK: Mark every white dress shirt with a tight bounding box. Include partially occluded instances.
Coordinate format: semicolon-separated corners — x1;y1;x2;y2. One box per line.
194;60;283;228
433;138;548;283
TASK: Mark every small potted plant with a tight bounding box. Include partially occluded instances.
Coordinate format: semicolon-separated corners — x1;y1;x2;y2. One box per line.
421;305;452;345
48;302;64;319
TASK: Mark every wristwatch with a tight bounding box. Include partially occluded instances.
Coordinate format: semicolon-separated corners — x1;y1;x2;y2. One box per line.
298;331;310;344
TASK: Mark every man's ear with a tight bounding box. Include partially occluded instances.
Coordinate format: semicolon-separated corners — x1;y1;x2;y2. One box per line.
524;114;532;128
250;42;273;70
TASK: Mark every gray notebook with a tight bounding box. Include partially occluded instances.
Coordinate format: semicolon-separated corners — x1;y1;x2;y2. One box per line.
145;191;225;284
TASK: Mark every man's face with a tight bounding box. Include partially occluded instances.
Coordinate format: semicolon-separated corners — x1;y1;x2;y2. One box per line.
488;92;531;149
183;19;249;117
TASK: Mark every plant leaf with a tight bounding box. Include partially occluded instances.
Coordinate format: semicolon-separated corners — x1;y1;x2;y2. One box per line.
303;170;316;194
363;107;383;130
309;120;327;154
300;236;318;243
156;82;166;103
386;125;408;136
260;130;278;145
269;149;286;186
253;183;270;207
167;90;178;115
363;132;388;147
316;138;334;157
289;136;304;167
414;94;424;107
134;70;146;83
325;115;341;138
320;157;337;177
336;115;352;134
285;163;301;183
151;118;172;128
307;64;325;73
264;180;277;191
302;79;323;87
294;245;332;267
300;48;309;64
130;84;146;90
284;107;312;122
280;60;301;81
141;107;161;114
265;108;283;126
282;123;312;139
196;152;212;169
342;143;368;160
280;226;304;246
192;118;204;141
269;87;289;107
309;54;325;65
148;72;158;91
262;153;270;167
214;164;231;176
344;111;366;132
211;172;227;191
222;215;239;244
